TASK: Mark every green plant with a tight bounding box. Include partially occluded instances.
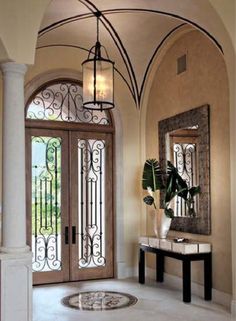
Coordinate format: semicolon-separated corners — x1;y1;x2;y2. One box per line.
142;159;200;218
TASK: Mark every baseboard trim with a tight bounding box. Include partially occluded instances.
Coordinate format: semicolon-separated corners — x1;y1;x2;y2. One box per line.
146;267;231;309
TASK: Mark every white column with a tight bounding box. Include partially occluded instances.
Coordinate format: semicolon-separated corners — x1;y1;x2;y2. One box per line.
0;62;32;321
1;62;29;253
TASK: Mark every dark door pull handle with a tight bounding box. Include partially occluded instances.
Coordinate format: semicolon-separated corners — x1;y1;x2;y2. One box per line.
65;226;69;244
72;226;76;244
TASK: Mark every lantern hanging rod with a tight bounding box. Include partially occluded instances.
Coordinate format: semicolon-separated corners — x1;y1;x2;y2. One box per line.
94;11;102;43
82;10;115;111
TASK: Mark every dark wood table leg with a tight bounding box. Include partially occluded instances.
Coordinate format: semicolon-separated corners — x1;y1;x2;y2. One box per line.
156;252;164;282
182;258;191;303
139;248;145;284
204;253;212;300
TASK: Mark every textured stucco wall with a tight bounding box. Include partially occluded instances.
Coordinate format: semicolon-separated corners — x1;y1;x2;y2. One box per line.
146;30;231;294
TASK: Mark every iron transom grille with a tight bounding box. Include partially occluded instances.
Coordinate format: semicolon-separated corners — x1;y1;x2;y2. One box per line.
26;81;111;125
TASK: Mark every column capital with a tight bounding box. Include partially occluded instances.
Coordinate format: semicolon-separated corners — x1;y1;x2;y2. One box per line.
1;62;27;77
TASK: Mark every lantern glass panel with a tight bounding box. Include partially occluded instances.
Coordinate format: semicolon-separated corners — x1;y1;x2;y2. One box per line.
83;59;114;110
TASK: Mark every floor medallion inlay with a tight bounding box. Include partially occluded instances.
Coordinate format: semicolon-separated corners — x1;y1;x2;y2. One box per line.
62;291;138;311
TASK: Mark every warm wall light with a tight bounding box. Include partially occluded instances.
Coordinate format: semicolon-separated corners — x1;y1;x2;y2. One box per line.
82;11;115;110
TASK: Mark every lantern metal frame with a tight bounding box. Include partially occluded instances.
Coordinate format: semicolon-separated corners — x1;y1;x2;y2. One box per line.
82;11;115;111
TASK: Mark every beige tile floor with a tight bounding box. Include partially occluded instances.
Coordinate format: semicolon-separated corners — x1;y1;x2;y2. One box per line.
33;278;231;321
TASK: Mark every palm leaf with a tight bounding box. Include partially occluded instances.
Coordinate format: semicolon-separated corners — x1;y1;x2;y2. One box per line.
189;186;201;197
167;161;188;200
165;174;176;203
142;159;164;191
164;207;174;218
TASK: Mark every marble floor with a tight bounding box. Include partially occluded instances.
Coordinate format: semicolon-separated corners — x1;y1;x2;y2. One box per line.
33;278;231;321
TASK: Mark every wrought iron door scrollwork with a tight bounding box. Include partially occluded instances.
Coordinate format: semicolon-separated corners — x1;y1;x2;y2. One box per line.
78;224;106;268
32;136;62;272
26;81;110;125
78;139;106;269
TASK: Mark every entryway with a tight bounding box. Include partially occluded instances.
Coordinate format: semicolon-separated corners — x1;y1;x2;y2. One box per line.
25;80;114;285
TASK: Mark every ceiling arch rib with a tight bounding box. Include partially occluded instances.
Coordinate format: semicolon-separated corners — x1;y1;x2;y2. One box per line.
38;9;138;104
35;43;135;100
139;23;186;102
97;8;223;53
78;0;140;106
39;12;94;38
37;12;179;107
38;0;223;108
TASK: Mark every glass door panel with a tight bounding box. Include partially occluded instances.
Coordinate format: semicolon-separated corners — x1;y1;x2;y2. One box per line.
70;132;113;281
26;129;69;284
26;129;113;284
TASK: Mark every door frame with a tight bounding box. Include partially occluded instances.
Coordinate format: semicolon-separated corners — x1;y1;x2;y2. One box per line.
25;120;115;284
25;77;116;284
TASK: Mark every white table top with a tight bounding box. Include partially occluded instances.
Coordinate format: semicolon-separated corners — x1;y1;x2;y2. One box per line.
139;236;211;254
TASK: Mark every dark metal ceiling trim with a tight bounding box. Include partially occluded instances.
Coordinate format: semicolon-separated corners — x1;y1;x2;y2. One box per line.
139;23;186;102
37;4;223;109
39;7;223;54
35;44;135;100
78;0;139;106
95;8;224;54
39;13;94;38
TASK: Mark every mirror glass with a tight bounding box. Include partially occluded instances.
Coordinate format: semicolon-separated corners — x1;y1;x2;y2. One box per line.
167;126;199;218
159;105;210;234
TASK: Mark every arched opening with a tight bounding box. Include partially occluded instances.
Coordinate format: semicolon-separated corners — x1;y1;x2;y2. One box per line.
25;78;115;284
143;27;231;302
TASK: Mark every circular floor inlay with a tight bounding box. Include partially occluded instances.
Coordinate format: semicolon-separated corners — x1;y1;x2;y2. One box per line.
62;291;138;311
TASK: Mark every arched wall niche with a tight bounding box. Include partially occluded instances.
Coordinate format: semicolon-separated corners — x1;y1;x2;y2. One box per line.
144;28;231;297
138;9;235;310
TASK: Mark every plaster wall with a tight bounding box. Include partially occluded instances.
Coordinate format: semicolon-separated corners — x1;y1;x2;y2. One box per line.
146;30;231;294
0;0;50;64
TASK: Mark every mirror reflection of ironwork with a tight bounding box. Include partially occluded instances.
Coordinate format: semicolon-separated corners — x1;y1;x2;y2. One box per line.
159;105;210;235
26;81;111;125
169;128;199;217
78;139;106;268
31;136;62;272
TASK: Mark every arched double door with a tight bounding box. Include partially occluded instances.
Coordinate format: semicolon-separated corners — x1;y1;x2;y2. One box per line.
25;80;114;284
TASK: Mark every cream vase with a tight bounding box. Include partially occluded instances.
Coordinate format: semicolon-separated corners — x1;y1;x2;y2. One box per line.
153;209;172;239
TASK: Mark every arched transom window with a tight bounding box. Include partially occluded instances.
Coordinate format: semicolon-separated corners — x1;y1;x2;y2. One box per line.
26;80;111;125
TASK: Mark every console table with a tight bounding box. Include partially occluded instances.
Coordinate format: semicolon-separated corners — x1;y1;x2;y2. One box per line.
139;237;212;303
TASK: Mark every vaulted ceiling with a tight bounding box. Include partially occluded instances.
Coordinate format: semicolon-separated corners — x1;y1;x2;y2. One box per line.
37;0;222;107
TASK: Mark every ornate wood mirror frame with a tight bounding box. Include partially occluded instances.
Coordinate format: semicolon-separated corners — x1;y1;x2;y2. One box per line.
159;105;210;235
